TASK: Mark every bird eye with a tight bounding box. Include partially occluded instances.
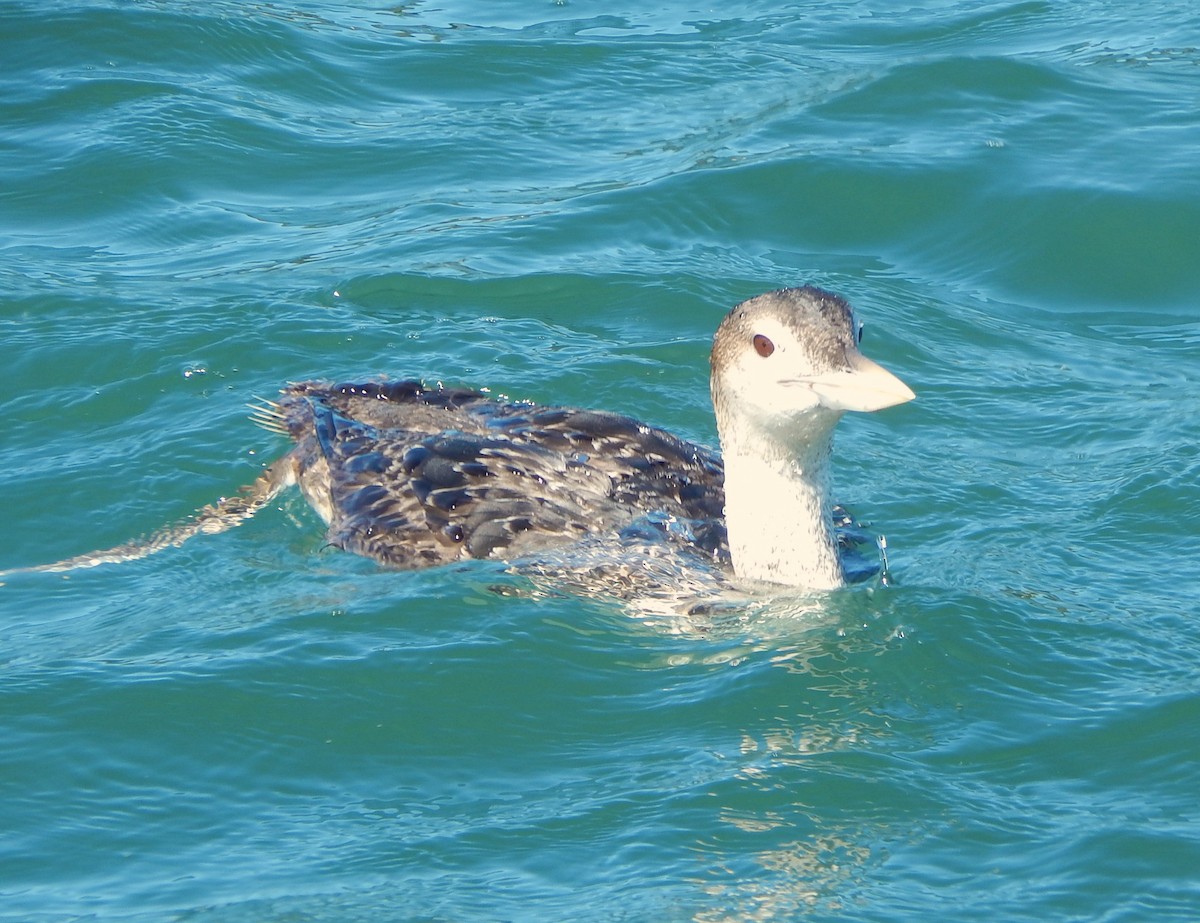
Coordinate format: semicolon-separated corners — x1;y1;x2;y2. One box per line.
752;334;774;358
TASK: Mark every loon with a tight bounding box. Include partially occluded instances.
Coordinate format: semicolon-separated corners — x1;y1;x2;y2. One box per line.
4;287;913;592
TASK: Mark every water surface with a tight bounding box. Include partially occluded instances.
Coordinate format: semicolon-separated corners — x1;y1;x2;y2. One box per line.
2;1;1199;919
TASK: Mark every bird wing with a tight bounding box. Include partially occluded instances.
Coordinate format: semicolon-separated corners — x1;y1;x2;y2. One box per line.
274;380;726;569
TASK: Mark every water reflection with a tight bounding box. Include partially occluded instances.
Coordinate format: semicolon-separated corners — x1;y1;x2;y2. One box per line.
667;594;921;920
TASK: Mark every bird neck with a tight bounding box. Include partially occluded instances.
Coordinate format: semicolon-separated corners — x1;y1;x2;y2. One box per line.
718;416;844;590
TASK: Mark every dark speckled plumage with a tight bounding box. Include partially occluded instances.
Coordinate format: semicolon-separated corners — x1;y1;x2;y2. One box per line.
268;379;728;570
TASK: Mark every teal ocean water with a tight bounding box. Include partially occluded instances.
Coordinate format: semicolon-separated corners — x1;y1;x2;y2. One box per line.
3;1;1199;919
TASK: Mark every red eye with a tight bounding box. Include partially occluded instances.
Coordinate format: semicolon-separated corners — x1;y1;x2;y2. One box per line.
753;334;774;358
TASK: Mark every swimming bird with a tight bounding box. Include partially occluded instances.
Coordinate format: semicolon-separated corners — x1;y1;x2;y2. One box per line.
5;287;913;592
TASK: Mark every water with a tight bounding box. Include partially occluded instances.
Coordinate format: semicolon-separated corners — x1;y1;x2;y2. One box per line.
2;1;1199;919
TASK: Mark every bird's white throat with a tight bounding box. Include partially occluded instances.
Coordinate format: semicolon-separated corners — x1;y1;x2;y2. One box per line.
718;410;845;589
